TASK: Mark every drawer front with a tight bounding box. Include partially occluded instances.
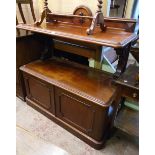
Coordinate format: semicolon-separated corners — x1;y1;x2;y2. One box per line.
24;75;55;114
55;87;108;140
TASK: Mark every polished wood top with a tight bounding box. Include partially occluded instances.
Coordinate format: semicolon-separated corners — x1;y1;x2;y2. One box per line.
20;58;116;107
16;22;137;48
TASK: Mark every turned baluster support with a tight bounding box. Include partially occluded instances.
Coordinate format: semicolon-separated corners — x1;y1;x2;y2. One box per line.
35;0;106;35
35;0;51;26
87;0;106;35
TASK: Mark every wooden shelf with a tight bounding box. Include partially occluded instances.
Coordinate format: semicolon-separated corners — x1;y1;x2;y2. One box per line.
16;21;137;48
20;58;116;107
114;107;139;137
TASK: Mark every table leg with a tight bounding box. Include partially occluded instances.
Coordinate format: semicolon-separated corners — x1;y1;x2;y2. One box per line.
94;46;104;69
114;43;131;78
40;36;54;60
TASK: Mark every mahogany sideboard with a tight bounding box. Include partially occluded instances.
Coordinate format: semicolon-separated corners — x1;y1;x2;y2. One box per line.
20;58;117;149
16;0;138;149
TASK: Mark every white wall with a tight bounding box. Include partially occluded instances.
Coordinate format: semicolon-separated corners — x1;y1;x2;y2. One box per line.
39;0;111;16
16;0;111;24
125;0;134;18
17;0;138;24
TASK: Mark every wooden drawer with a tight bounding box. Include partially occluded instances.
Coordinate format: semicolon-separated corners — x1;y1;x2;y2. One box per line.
24;74;55;114
55;87;109;141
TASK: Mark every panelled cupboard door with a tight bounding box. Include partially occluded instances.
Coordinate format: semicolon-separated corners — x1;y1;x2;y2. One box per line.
55;87;109;141
24;75;55;114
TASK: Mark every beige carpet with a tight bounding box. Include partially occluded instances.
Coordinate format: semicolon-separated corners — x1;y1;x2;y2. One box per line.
16;97;138;155
17;126;69;155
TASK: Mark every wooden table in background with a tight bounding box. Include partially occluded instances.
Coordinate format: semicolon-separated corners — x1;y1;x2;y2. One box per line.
113;65;139;137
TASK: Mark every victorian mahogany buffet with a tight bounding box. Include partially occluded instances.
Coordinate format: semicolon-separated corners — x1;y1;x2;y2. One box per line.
16;0;137;149
20;58;116;149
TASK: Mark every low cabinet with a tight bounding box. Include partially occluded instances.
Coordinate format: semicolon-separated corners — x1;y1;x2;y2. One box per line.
20;58;117;149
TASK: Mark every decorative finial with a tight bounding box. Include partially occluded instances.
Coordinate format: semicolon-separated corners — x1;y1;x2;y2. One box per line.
35;0;51;26
97;0;103;12
44;0;48;10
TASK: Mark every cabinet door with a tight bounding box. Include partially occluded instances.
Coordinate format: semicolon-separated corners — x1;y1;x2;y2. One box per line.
25;76;55;114
55;87;108;140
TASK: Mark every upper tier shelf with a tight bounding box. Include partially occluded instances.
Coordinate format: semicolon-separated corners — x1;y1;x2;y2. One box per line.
16;21;137;48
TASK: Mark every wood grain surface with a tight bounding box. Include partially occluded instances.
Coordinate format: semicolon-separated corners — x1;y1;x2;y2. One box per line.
16;22;137;48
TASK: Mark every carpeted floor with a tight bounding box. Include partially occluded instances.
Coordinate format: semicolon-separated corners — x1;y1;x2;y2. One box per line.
16;97;139;155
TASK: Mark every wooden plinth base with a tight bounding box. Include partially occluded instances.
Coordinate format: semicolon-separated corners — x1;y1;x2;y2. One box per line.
26;97;107;150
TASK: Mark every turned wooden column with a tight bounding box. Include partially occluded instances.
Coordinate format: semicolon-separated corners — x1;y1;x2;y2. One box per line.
35;0;51;26
87;0;106;35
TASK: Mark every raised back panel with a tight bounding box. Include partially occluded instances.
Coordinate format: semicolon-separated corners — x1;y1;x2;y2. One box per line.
46;14;136;32
46;13;92;27
104;17;137;32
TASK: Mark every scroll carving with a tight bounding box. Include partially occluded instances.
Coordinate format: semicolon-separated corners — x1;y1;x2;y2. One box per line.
35;0;106;35
87;0;106;35
35;0;51;26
